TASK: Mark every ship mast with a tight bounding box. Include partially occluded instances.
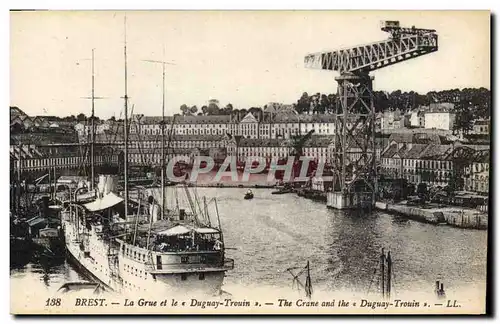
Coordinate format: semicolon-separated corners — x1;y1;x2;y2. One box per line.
90;48;95;191
161;59;166;217
143;51;175;218
123;16;129;218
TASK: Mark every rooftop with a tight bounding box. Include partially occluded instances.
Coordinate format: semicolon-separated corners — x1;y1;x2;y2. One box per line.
94;133;227;143
420;144;453;160
137;115;231;125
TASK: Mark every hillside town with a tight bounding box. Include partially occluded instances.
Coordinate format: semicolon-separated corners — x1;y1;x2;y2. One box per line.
9;13;491;315
10;86;490;215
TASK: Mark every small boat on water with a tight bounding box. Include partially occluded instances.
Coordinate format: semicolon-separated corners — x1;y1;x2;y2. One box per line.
244;190;254;200
58;282;105;294
271;188;293;195
254;184;274;189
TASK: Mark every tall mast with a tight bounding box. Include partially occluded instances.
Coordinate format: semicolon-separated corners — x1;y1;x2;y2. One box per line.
17;142;22;212
90;48;95;191
161;60;166;217
143;52;175;218
123;16;129;218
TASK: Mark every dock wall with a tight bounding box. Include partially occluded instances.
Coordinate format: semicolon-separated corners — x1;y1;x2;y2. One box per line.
376;202;488;230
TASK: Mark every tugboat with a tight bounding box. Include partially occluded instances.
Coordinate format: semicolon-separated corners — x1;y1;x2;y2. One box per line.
244;189;254;200
28;201;66;260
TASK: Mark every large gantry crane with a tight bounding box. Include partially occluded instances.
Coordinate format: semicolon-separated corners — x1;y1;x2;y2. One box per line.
304;20;438;209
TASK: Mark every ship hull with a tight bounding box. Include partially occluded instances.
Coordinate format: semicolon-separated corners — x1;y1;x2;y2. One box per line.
65;244;114;291
62;213;230;297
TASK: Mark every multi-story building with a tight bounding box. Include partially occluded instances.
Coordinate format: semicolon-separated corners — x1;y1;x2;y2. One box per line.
400;144;430;183
380;144;406;179
10;143;118;175
130;112;336;140
76;120;113;138
93;133;227;152
379;109;403;130
408;109;425;128
463;150;489;195
132;115;231;137
423;103;456;131
471;119;490;135
381;143;454;186
424;111;456;131
414;145;454;187
379;135;491;194
226;135;332;164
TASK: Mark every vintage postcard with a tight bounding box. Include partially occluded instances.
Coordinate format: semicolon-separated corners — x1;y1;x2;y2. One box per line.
9;10;490;315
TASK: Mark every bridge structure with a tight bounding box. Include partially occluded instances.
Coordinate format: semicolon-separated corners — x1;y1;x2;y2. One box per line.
304;20;438;209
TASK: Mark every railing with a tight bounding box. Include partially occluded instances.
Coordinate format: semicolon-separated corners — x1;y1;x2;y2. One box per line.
143;256;234;273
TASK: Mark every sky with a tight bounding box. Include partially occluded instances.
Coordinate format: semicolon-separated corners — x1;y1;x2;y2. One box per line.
10;10;490;119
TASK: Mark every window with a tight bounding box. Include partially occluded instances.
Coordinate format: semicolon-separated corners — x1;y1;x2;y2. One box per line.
181;256;188;263
199;273;205;280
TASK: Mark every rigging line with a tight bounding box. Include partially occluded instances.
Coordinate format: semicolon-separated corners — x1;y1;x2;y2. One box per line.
193;188;205;224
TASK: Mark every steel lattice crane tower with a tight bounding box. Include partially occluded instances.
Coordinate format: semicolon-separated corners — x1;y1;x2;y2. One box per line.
304;21;438;209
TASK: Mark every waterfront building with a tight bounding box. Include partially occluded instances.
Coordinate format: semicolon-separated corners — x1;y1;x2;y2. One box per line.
381;143;454;186
463;150;490;195
471;119;490;135
10;142;118;174
131;115;230;137
130;112;336;140
227;135;332;164
93;133;227;152
414;144;454;187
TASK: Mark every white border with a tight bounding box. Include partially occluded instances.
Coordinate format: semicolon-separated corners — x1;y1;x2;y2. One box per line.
2;2;498;323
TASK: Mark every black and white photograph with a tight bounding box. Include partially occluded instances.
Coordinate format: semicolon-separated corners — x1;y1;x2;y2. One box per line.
9;10;491;315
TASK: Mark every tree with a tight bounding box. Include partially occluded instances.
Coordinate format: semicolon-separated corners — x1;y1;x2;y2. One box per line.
180;104;189;115
296;92;310;114
453;100;474;135
207;102;220;115
223;103;234;115
201;105;208;115
416;183;428;203
76;113;87;122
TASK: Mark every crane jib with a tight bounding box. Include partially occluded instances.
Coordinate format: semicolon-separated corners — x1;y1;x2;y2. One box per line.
304;22;438;74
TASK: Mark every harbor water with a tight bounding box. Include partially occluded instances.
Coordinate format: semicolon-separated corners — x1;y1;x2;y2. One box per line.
11;187;487;301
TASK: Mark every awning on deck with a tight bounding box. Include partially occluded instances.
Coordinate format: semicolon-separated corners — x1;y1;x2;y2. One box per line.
84;193;123;212
157;225;192;236
194;227;220;234
155;224;220;236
